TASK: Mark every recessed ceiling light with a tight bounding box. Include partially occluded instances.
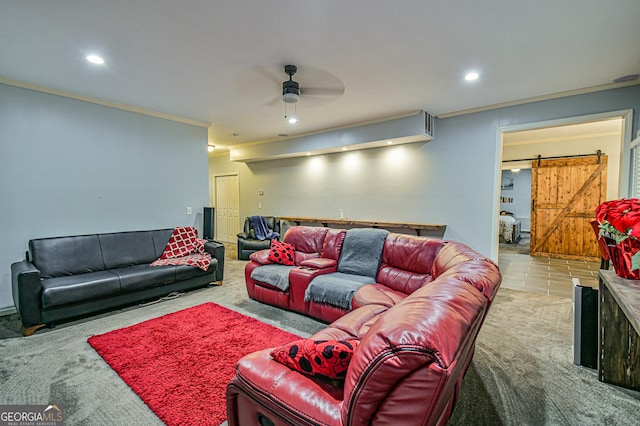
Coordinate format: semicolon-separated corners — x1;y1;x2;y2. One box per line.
207;145;215;152
465;72;479;81
306;152;311;156
86;54;105;65
342;147;348;151
387;140;393;145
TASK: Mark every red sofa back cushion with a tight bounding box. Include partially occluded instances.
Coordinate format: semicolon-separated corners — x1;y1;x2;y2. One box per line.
283;226;329;263
321;228;346;260
376;234;446;294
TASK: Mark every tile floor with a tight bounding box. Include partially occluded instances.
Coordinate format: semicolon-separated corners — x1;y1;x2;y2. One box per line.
498;252;602;298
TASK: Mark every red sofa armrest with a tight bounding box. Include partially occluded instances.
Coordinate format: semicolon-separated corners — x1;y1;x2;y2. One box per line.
227;349;344;426
249;249;273;265
299;258;337;269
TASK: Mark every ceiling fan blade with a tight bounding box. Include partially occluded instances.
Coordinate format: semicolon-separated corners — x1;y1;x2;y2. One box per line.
301;87;345;96
254;66;282;86
234;65;281;100
263;94;282;106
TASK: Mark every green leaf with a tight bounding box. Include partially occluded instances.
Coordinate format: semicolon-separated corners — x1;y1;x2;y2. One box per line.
632;252;640;271
614;234;630;244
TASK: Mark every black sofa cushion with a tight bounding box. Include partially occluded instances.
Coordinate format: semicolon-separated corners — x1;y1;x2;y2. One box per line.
150;229;174;258
41;271;121;308
175;261;217;281
111;265;177;292
99;231;159;269
30;235;105;278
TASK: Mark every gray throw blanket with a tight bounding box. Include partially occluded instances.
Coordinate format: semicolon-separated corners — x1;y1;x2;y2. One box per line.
337;228;389;278
305;228;389;309
250;264;295;291
304;272;376;310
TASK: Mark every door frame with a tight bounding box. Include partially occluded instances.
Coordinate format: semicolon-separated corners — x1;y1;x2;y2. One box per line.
492;109;633;260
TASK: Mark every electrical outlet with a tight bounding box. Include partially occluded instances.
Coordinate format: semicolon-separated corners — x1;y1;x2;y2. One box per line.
186;206;192;215
258;202;262;209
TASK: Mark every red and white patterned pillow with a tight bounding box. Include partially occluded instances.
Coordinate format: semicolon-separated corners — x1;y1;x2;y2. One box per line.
160;227;199;259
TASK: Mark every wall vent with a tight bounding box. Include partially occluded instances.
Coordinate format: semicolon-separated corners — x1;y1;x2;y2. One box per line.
425;111;435;138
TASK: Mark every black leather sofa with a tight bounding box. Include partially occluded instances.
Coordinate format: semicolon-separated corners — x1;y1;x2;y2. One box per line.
11;228;225;336
236;216;280;260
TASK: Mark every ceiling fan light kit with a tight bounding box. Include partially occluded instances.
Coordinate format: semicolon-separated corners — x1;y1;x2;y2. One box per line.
282;65;300;104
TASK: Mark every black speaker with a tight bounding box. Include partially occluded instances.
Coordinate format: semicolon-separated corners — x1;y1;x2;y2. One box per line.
573;283;598;369
203;207;215;240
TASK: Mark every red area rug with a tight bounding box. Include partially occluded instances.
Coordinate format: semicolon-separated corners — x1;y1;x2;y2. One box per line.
88;302;299;425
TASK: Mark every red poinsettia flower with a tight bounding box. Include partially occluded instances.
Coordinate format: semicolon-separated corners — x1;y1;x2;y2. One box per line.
596;198;640;275
597;198;640;236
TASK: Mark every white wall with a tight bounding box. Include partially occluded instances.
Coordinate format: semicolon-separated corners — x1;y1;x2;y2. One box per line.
210;85;640;261
0;84;209;310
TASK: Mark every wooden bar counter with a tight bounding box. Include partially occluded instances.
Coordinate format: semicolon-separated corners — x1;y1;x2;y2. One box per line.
598;269;640;391
278;217;446;238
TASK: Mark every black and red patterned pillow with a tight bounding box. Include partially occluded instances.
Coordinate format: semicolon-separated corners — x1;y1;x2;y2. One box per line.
270;339;359;379
268;240;295;266
160;227;199;259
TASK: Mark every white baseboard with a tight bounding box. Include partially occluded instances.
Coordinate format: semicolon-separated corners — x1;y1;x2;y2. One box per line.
0;306;17;316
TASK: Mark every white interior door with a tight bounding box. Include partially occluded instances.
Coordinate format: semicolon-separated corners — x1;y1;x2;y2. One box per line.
215;174;239;242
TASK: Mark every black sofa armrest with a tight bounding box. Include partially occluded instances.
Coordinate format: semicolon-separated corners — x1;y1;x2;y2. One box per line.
237;232;250;239
205;241;225;283
11;260;43;329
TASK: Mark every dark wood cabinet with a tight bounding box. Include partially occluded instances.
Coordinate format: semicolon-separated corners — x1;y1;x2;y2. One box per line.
598;270;640;391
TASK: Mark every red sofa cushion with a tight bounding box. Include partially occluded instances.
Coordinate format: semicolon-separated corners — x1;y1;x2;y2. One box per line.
377;234;446;294
283;226;329;263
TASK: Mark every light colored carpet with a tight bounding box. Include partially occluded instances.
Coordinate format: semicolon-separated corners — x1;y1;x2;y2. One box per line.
1;251;639;425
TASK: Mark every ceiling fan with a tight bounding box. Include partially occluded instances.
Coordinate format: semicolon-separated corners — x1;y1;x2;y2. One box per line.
234;64;345;107
282;65;301;104
280;64;345;105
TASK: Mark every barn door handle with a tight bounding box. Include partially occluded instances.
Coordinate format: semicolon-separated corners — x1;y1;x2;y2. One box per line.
532;200;535;212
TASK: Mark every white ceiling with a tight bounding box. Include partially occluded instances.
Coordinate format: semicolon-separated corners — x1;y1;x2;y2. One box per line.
1;1;639;149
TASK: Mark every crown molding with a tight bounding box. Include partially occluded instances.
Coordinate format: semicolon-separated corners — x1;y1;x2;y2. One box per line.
437;80;640;119
0;77;211;128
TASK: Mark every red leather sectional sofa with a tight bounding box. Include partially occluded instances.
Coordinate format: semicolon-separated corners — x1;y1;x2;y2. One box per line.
227;226;501;425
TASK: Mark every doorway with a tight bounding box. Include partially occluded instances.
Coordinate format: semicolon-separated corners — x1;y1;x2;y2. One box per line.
214;174;240;243
499;115;627;253
496;111;631;296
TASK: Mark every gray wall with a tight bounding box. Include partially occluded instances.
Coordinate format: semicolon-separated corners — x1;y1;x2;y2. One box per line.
0;84;209;310
210;85;640;258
